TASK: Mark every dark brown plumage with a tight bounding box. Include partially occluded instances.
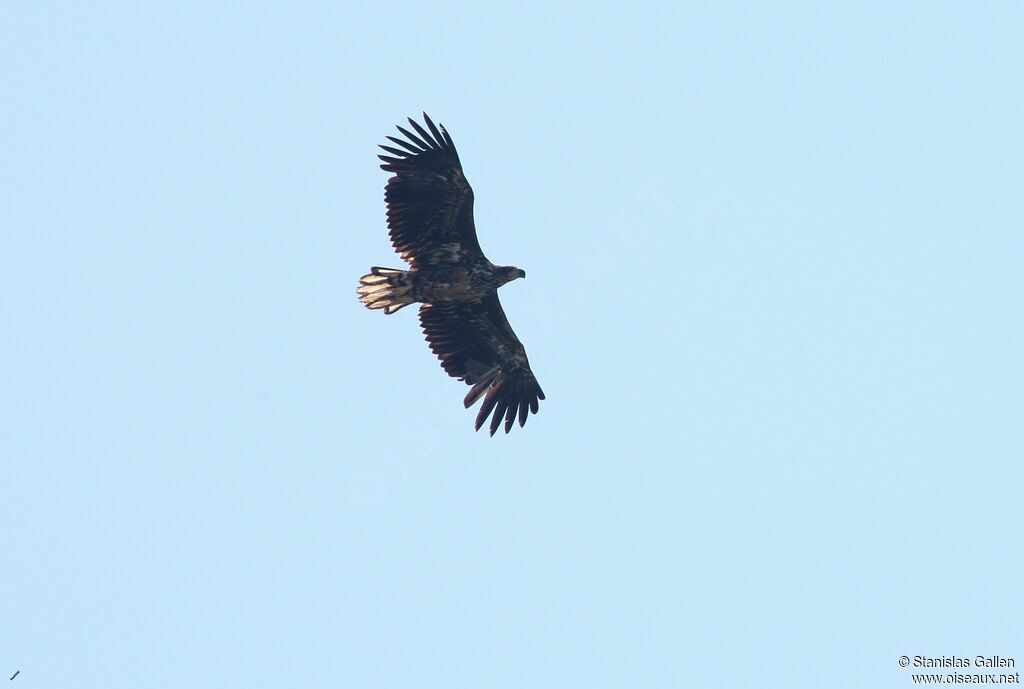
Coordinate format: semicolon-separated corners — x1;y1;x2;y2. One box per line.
377;116;482;268
357;113;544;435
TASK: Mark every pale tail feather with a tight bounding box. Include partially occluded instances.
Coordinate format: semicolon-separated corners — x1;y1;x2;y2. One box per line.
357;267;415;315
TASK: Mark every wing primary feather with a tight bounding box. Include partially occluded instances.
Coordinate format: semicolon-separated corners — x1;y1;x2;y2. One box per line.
503;399;517;433
423;114;446;149
489;397;509;436
464;379;490;408
475;386;502;432
395;125;429;150
379;145;408;157
440;125;456;151
408;117;437;148
386;135;422;154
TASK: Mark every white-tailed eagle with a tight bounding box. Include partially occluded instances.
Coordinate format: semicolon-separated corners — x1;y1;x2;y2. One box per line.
357;114;544;435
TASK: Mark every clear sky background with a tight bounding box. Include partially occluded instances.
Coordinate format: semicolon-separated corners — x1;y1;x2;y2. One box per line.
2;2;1022;687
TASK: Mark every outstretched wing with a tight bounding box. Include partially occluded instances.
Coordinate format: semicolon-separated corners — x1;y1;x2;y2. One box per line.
377;113;485;268
420;294;544;435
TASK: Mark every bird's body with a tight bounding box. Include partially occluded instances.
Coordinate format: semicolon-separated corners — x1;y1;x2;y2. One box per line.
357;114;544;435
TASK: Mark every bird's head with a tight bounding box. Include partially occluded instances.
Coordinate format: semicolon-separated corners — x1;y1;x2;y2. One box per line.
497;265;526;286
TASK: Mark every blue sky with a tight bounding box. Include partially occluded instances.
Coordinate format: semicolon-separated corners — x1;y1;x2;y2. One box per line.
2;2;1022;687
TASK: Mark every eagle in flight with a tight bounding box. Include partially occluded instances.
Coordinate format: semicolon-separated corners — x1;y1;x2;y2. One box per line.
357;114;544;435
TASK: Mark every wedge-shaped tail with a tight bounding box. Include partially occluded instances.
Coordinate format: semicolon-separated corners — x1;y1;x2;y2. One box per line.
357;267;415;315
